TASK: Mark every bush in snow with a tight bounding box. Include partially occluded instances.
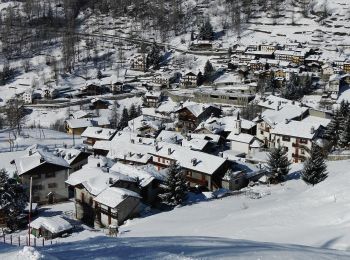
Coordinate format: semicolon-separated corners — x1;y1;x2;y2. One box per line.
301;145;328;186
266;146;291;183
159;163;188;206
0;169;27;231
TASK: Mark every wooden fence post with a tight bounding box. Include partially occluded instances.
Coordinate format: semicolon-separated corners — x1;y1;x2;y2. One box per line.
18;237;20;246
34;238;36;247
42;239;44;247
10;235;12;245
3;235;5;243
26;237;28;246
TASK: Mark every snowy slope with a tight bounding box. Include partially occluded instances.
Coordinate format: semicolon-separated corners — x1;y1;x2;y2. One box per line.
2;236;350;260
119;160;350;251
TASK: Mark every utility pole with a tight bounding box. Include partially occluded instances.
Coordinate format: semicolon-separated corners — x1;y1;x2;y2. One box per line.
28;177;33;246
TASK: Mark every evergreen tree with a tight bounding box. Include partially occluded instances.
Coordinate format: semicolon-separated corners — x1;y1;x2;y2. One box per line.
339;114;350;148
119;107;129;129
96;69;103;80
0;169;27;231
110;101;119;129
203;60;214;83
159;163;188;206
147;43;162;70
199;18;214;41
301;145;328;185
137;105;142;116
339;100;349;118
129;103;138;119
196;71;204;86
266;146;291;183
324;110;342;146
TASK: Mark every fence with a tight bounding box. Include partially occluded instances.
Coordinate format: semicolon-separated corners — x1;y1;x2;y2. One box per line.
0;234;57;247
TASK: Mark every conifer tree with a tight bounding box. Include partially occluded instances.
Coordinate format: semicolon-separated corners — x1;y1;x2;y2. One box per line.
324;110;342;146
0;169;27;231
110;101;119;129
301;145;328;186
199;18;214;41
159;163;188;206
266;146;291;183
129;103;138;119
339;114;350;148
119;107;129;129
196;71;204;86
203;60;214;83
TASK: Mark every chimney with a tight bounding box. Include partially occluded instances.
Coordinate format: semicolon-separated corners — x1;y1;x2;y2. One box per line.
29;150;32;156
97;162;100;167
131;139;135;144
67;153;72;160
187;135;191;141
168;148;172;155
310;126;315;134
139;138;142;143
109;177;113;184
191;158;197;166
235;113;242;135
285;119;290;124
218;152;223;158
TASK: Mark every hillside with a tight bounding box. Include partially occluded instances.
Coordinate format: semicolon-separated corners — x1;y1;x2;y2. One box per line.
0;0;350;110
118;160;350;251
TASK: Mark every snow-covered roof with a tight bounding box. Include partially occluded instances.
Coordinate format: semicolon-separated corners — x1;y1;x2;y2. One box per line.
15;145;70;176
257;104;308;126
94;187;141;208
55;148;87;165
190;133;221;144
105;137;155;164
176;102;220;118
301;116;331;128
110;162;165;187
196;115;255;134
156;130;184;144
156;100;179;114
81;127;117;140
214;73;242;85
66;158;135;195
271;121;321;139
150;142;227;175
31;216;72;234
182;138;209;151
65;117;110;129
227;133;255;144
257;95;301;110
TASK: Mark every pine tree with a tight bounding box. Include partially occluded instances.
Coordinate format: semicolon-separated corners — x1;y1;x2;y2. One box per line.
137;105;142;116
324;110;342;146
129;103;138;119
110;101;119;129
119;107;129;129
0;169;27;231
339;100;349;118
266;146;291;183
159;163;188;206
301;145;328;185
196;71;204;86
339;114;350;148
203;60;214;83
96;69;103;80
199;18;214;41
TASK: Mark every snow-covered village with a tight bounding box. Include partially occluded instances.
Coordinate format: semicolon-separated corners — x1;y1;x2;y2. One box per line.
1;0;350;259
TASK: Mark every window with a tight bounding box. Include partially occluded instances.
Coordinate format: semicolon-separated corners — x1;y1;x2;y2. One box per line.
301;149;305;155
45;172;56;178
48;183;57;189
300;139;308;144
32;173;41;180
260;131;264;135
162;158;165;163
33;185;43;191
158;157;160;162
284;147;288;152
282;136;290;142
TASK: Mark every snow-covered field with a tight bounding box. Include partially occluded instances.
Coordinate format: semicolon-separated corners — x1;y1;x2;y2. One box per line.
1;160;350;258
